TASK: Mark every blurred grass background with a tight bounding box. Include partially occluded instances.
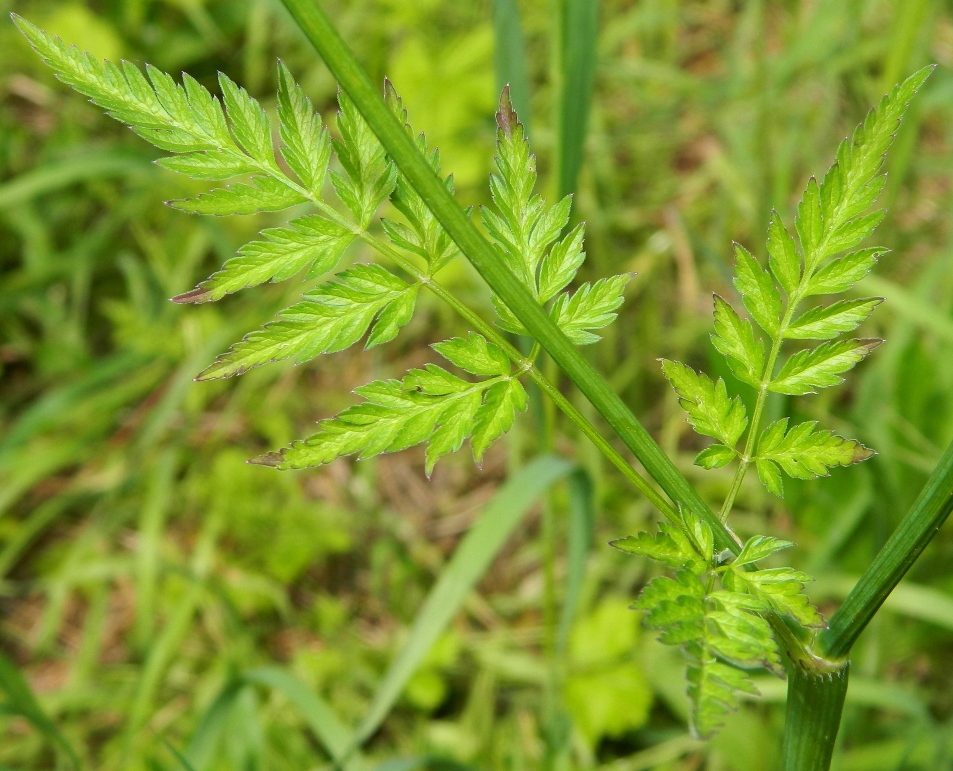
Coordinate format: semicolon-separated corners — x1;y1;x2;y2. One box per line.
2;0;953;769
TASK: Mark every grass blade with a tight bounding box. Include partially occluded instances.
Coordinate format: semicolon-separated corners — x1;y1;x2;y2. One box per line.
555;0;600;197
184;681;246;770
0;651;81;769
556;468;595;656
352;455;575;747
0;148;152;209
241;667;360;769
491;0;532;132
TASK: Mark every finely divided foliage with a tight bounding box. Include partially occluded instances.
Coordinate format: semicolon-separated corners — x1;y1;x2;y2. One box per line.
615;68;932;738
18;14;931;746
15;18;623;472
665;68;931;500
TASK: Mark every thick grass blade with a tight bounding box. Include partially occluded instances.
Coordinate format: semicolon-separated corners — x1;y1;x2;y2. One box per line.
557;468;595;655
491;0;532;132
184;681;246;770
352;455;575;747
555;0;600;197
241;667;360;769
0;652;80;769
135;451;178;649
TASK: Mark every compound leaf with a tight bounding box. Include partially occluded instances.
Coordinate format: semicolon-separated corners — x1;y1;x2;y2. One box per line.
726;566;824;628
168;176;306;215
218;72;276;169
538;224;586;302
766;210;800;297
695;444;737;470
612;521;707;572
277;61;331;198
550;274;632;345
173;216;353;303
733;244;781;336
805;248;884;297
731;535;793;567
471;379;528;462
711;296;764;388
432;333;511;377
197;264;417;379
661;360;747;447
384;80;461;272
756;419;874;488
785;298;882;340
331;92;396;227
769;339;881;395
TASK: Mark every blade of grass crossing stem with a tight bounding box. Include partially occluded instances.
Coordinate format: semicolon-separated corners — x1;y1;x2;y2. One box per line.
0;148;153;209
241;667;361;769
0;652;80;769
556;469;595;656
820;433;953;659
135;451;178;649
352;455;575;748
492;0;531;132
555;0;600;198
0;497;72;578
276;0;742;559
122;511;221;765
160;735;200;771
185;680;246;770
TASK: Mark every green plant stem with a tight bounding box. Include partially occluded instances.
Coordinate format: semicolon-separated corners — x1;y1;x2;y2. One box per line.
240;111;682;532
276;0;839;680
719;279;805;521
819;435;953;659
781;661;850;771
278;0;742;557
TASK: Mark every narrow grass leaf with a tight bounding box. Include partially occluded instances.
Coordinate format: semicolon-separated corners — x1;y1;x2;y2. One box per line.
556;0;600;197
0;652;80;769
491;0;532;131
243;667;359;769
352;456;575;746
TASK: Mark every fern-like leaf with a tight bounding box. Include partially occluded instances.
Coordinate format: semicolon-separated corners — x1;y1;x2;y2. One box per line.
483;88;627;345
254;364;527;473
197;264;418;380
382;81;461;273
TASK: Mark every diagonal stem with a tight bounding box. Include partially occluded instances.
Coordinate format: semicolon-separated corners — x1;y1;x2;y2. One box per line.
278;0;743;557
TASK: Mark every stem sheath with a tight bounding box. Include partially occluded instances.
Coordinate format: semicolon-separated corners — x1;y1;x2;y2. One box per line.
781;662;850;771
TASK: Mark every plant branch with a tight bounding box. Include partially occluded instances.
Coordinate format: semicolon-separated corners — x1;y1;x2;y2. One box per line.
277;0;743;556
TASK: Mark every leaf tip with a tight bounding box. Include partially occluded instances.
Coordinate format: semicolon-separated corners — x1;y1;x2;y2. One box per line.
248;452;283;468
171;288;211;304
496;85;519;137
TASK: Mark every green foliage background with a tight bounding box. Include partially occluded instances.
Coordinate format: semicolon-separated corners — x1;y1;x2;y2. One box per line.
1;0;953;768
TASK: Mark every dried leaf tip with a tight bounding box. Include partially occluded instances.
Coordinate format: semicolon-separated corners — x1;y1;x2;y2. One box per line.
171;288;211;304
496;85;519;137
248;452;282;467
